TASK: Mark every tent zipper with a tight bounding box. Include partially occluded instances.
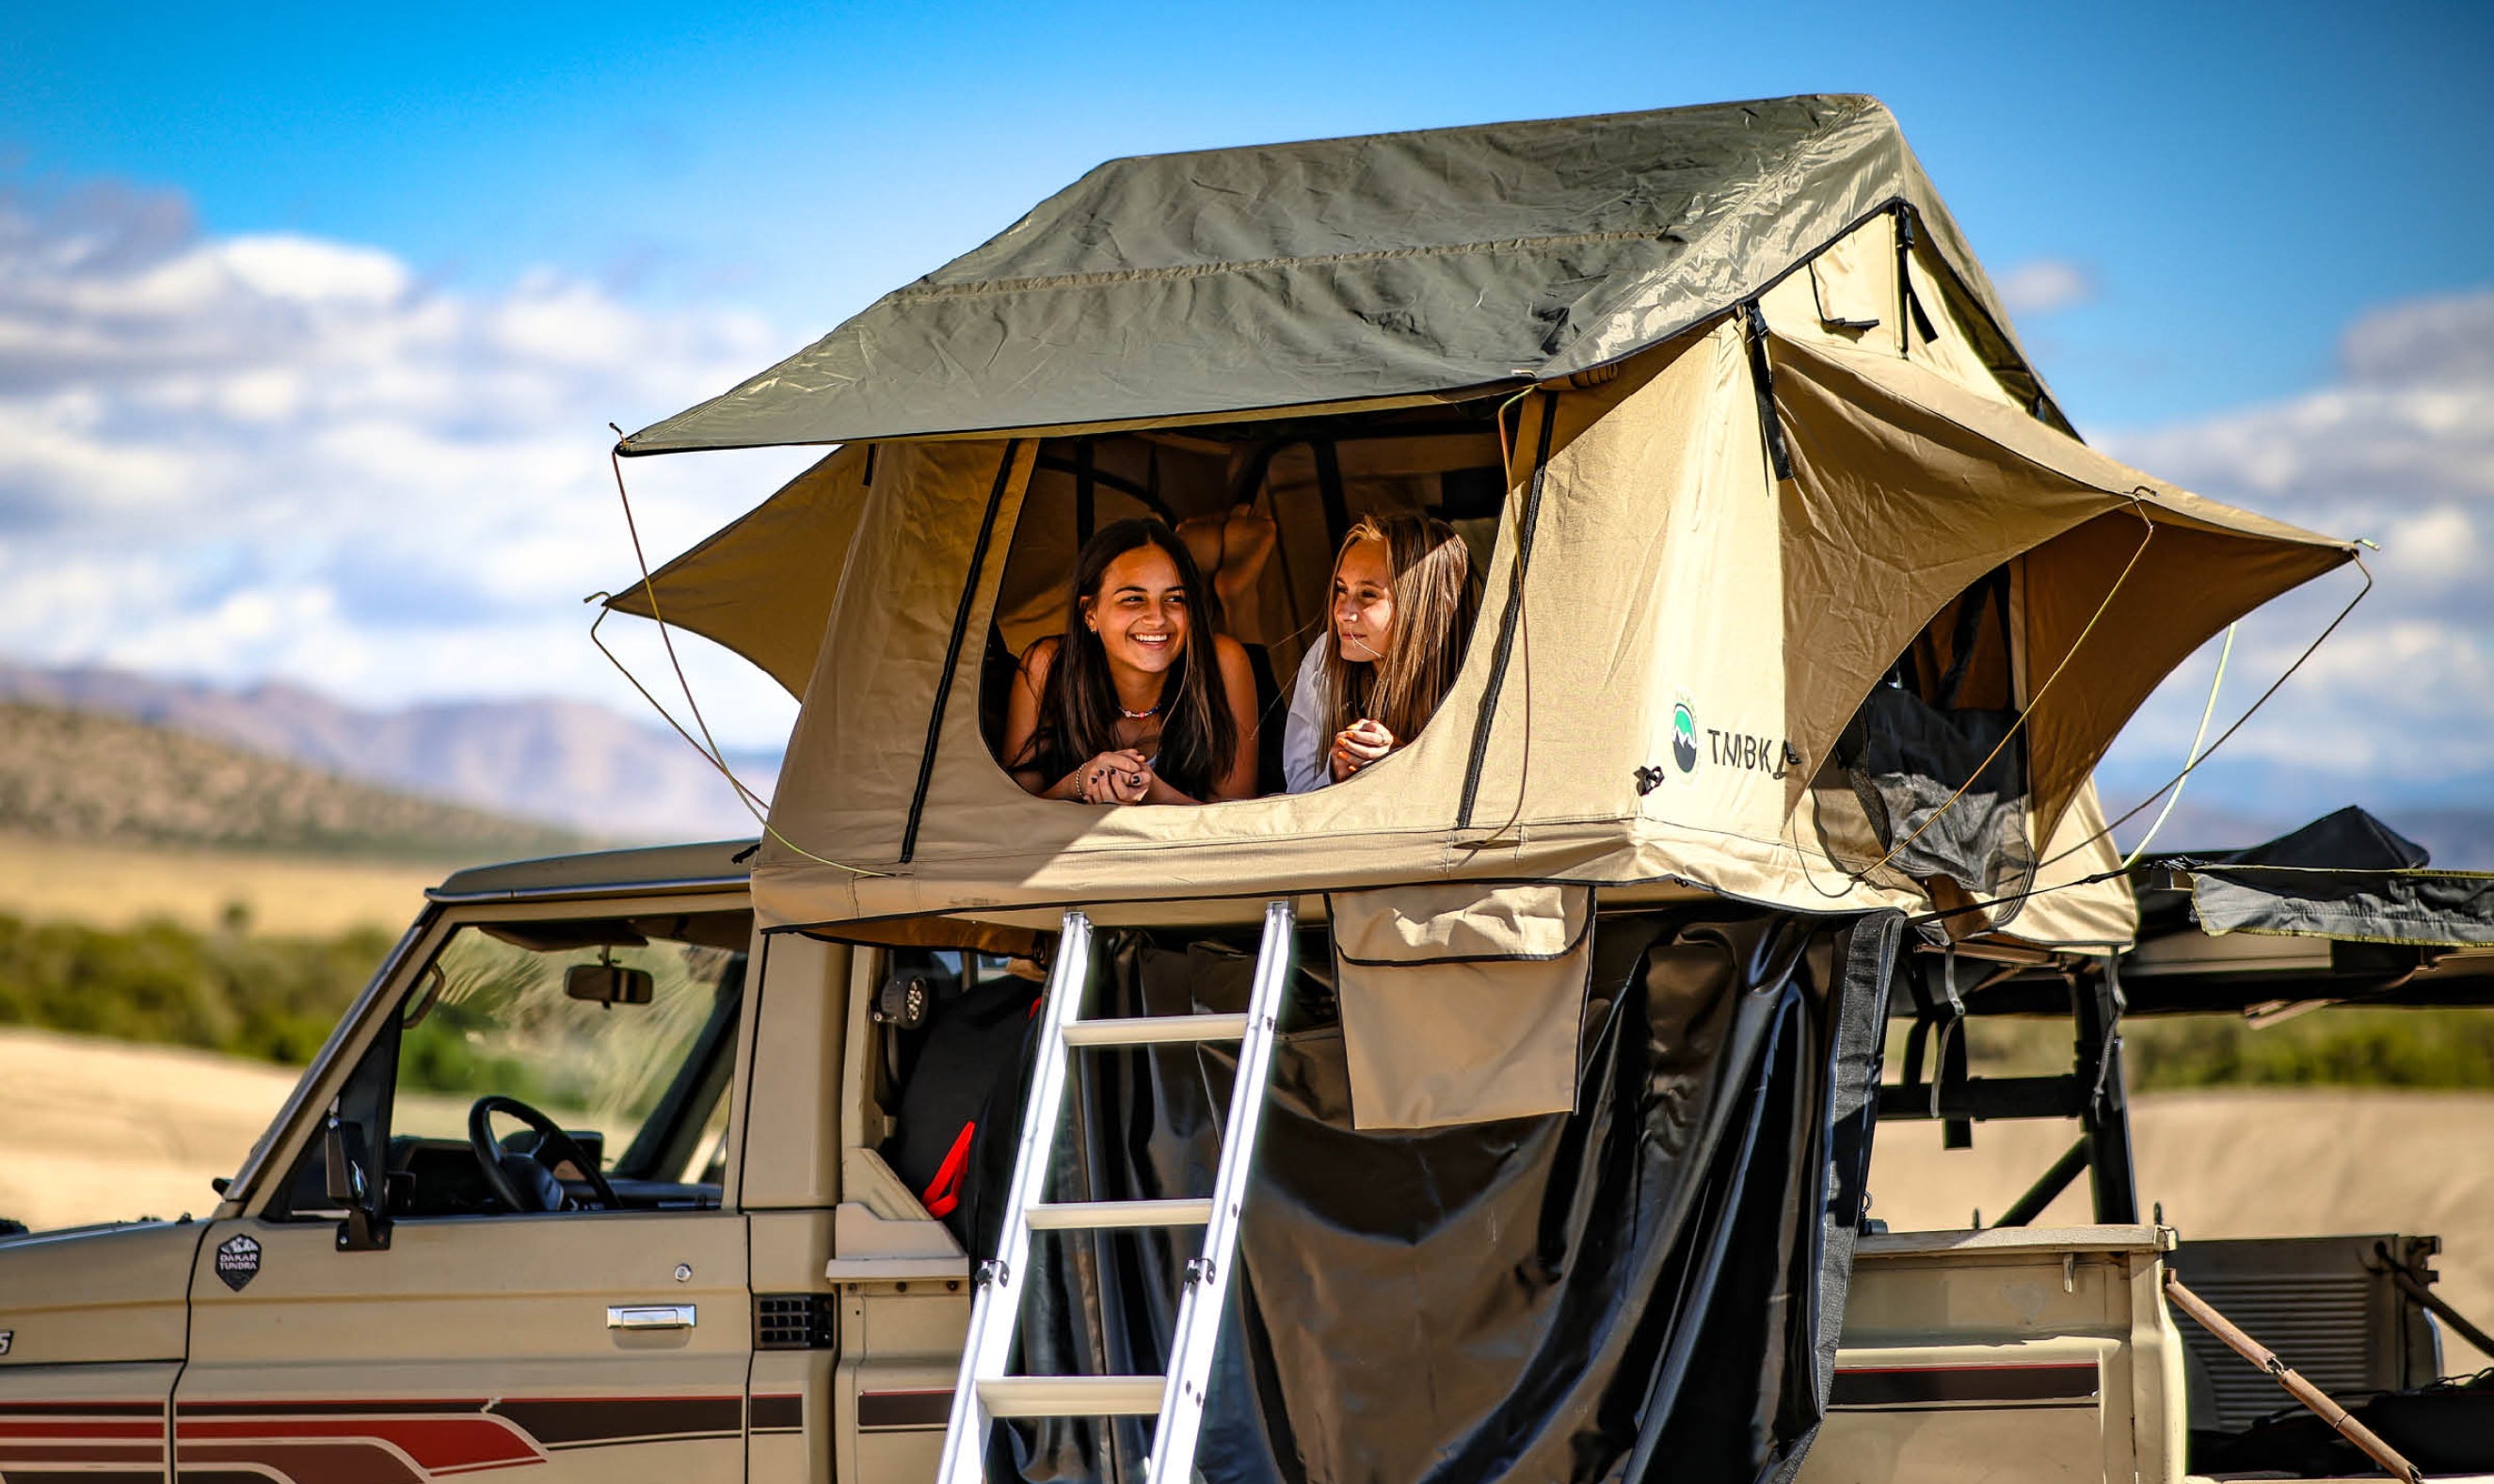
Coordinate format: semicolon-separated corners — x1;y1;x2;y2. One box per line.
902;439;1021;863
1456;391;1557;829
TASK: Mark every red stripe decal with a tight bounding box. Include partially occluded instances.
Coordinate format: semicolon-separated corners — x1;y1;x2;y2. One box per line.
182;1415;543;1472
0;1419;167;1440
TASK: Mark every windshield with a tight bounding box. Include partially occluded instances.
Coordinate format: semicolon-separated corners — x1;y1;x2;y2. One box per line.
392;914;745;1186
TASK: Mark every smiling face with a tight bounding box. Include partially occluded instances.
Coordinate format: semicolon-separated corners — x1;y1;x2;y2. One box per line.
1082;543;1191;676
1331;536;1396;663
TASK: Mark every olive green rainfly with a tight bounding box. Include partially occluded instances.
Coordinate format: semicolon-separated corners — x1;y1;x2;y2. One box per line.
619;94;2061;454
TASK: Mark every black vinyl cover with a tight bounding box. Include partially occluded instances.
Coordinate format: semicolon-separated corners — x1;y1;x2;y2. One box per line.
967;907;1902;1484
2166;806;2494;949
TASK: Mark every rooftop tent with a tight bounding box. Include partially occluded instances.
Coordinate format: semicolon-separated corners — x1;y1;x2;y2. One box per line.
604;97;2354;947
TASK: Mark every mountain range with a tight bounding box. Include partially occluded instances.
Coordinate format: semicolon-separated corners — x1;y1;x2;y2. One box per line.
0;663;776;844
0;700;585;859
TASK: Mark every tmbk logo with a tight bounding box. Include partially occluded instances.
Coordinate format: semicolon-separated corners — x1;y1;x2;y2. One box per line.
1671;697;1699;773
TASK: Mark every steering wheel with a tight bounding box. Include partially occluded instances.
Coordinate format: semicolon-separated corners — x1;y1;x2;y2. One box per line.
467;1094;619;1213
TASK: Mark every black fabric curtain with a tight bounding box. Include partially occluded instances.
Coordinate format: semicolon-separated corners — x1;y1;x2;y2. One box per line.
968;905;1903;1484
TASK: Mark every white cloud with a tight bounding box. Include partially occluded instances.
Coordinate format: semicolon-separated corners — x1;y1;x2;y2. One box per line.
2097;289;2494;812
0;180;817;747
1994;258;2097;316
216;235;411;304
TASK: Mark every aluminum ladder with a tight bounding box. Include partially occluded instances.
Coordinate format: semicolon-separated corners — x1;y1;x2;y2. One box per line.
935;899;1295;1484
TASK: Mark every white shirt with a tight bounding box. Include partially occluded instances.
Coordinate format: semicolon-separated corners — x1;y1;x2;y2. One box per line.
1282;640;1333;794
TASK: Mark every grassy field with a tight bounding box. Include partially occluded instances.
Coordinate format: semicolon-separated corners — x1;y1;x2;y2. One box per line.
0;694;579;937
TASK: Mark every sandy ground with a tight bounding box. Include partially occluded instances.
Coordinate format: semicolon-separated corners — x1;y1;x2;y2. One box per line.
0;832;440;934
0;1029;478;1230
8;1028;2493;1374
0;1027;308;1227
1869;1089;2494;1371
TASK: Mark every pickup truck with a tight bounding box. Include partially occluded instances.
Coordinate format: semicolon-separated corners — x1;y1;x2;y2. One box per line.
0;840;2388;1483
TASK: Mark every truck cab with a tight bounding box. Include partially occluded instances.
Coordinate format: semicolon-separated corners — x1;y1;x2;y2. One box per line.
0;843;787;1481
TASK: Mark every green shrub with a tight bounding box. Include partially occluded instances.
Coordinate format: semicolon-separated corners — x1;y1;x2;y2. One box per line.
2125;1008;2494;1091
0;912;389;1072
1892;1005;2494;1093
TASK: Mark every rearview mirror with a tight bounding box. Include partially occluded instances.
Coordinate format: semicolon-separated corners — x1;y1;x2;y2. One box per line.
566;962;654;1007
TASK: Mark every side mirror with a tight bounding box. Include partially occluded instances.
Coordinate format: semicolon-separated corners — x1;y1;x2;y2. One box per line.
566;962;654;1007
324;1112;392;1252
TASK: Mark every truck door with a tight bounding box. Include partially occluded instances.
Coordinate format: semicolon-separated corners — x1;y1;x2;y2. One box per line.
175;904;755;1484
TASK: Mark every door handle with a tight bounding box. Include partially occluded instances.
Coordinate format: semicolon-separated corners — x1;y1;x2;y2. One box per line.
607;1303;697;1331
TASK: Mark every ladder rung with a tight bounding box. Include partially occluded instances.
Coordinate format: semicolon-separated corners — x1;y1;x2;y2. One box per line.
1027;1198;1213;1231
978;1375;1165;1417
1063;1013;1248;1047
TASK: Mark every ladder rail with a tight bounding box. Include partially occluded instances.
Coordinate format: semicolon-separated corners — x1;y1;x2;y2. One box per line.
935;908;1095;1484
935;901;1294;1484
1146;898;1296;1481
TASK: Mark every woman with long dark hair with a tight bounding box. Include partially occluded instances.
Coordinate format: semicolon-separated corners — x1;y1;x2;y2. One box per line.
1000;519;1258;804
1283;512;1479;791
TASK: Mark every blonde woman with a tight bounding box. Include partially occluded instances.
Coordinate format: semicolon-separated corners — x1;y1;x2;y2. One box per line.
1282;513;1480;792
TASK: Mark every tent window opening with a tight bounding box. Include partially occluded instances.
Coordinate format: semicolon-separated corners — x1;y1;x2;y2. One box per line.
979;405;1509;805
1815;564;2039;923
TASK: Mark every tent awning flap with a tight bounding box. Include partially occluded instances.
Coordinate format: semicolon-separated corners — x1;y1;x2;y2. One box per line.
619;96;2055;454
603;443;871;696
1768;334;2355;836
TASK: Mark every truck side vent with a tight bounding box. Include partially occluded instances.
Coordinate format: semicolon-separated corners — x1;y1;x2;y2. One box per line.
755;1293;838;1350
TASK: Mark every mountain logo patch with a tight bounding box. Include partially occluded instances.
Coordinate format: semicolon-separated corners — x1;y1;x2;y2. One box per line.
215;1234;262;1291
1671;699;1699;774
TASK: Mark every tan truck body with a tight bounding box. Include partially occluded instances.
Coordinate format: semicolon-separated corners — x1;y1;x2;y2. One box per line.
0;850;2204;1482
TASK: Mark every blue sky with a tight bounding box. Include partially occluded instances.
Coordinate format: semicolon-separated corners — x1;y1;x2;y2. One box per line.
9;1;2487;426
0;1;2489;848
